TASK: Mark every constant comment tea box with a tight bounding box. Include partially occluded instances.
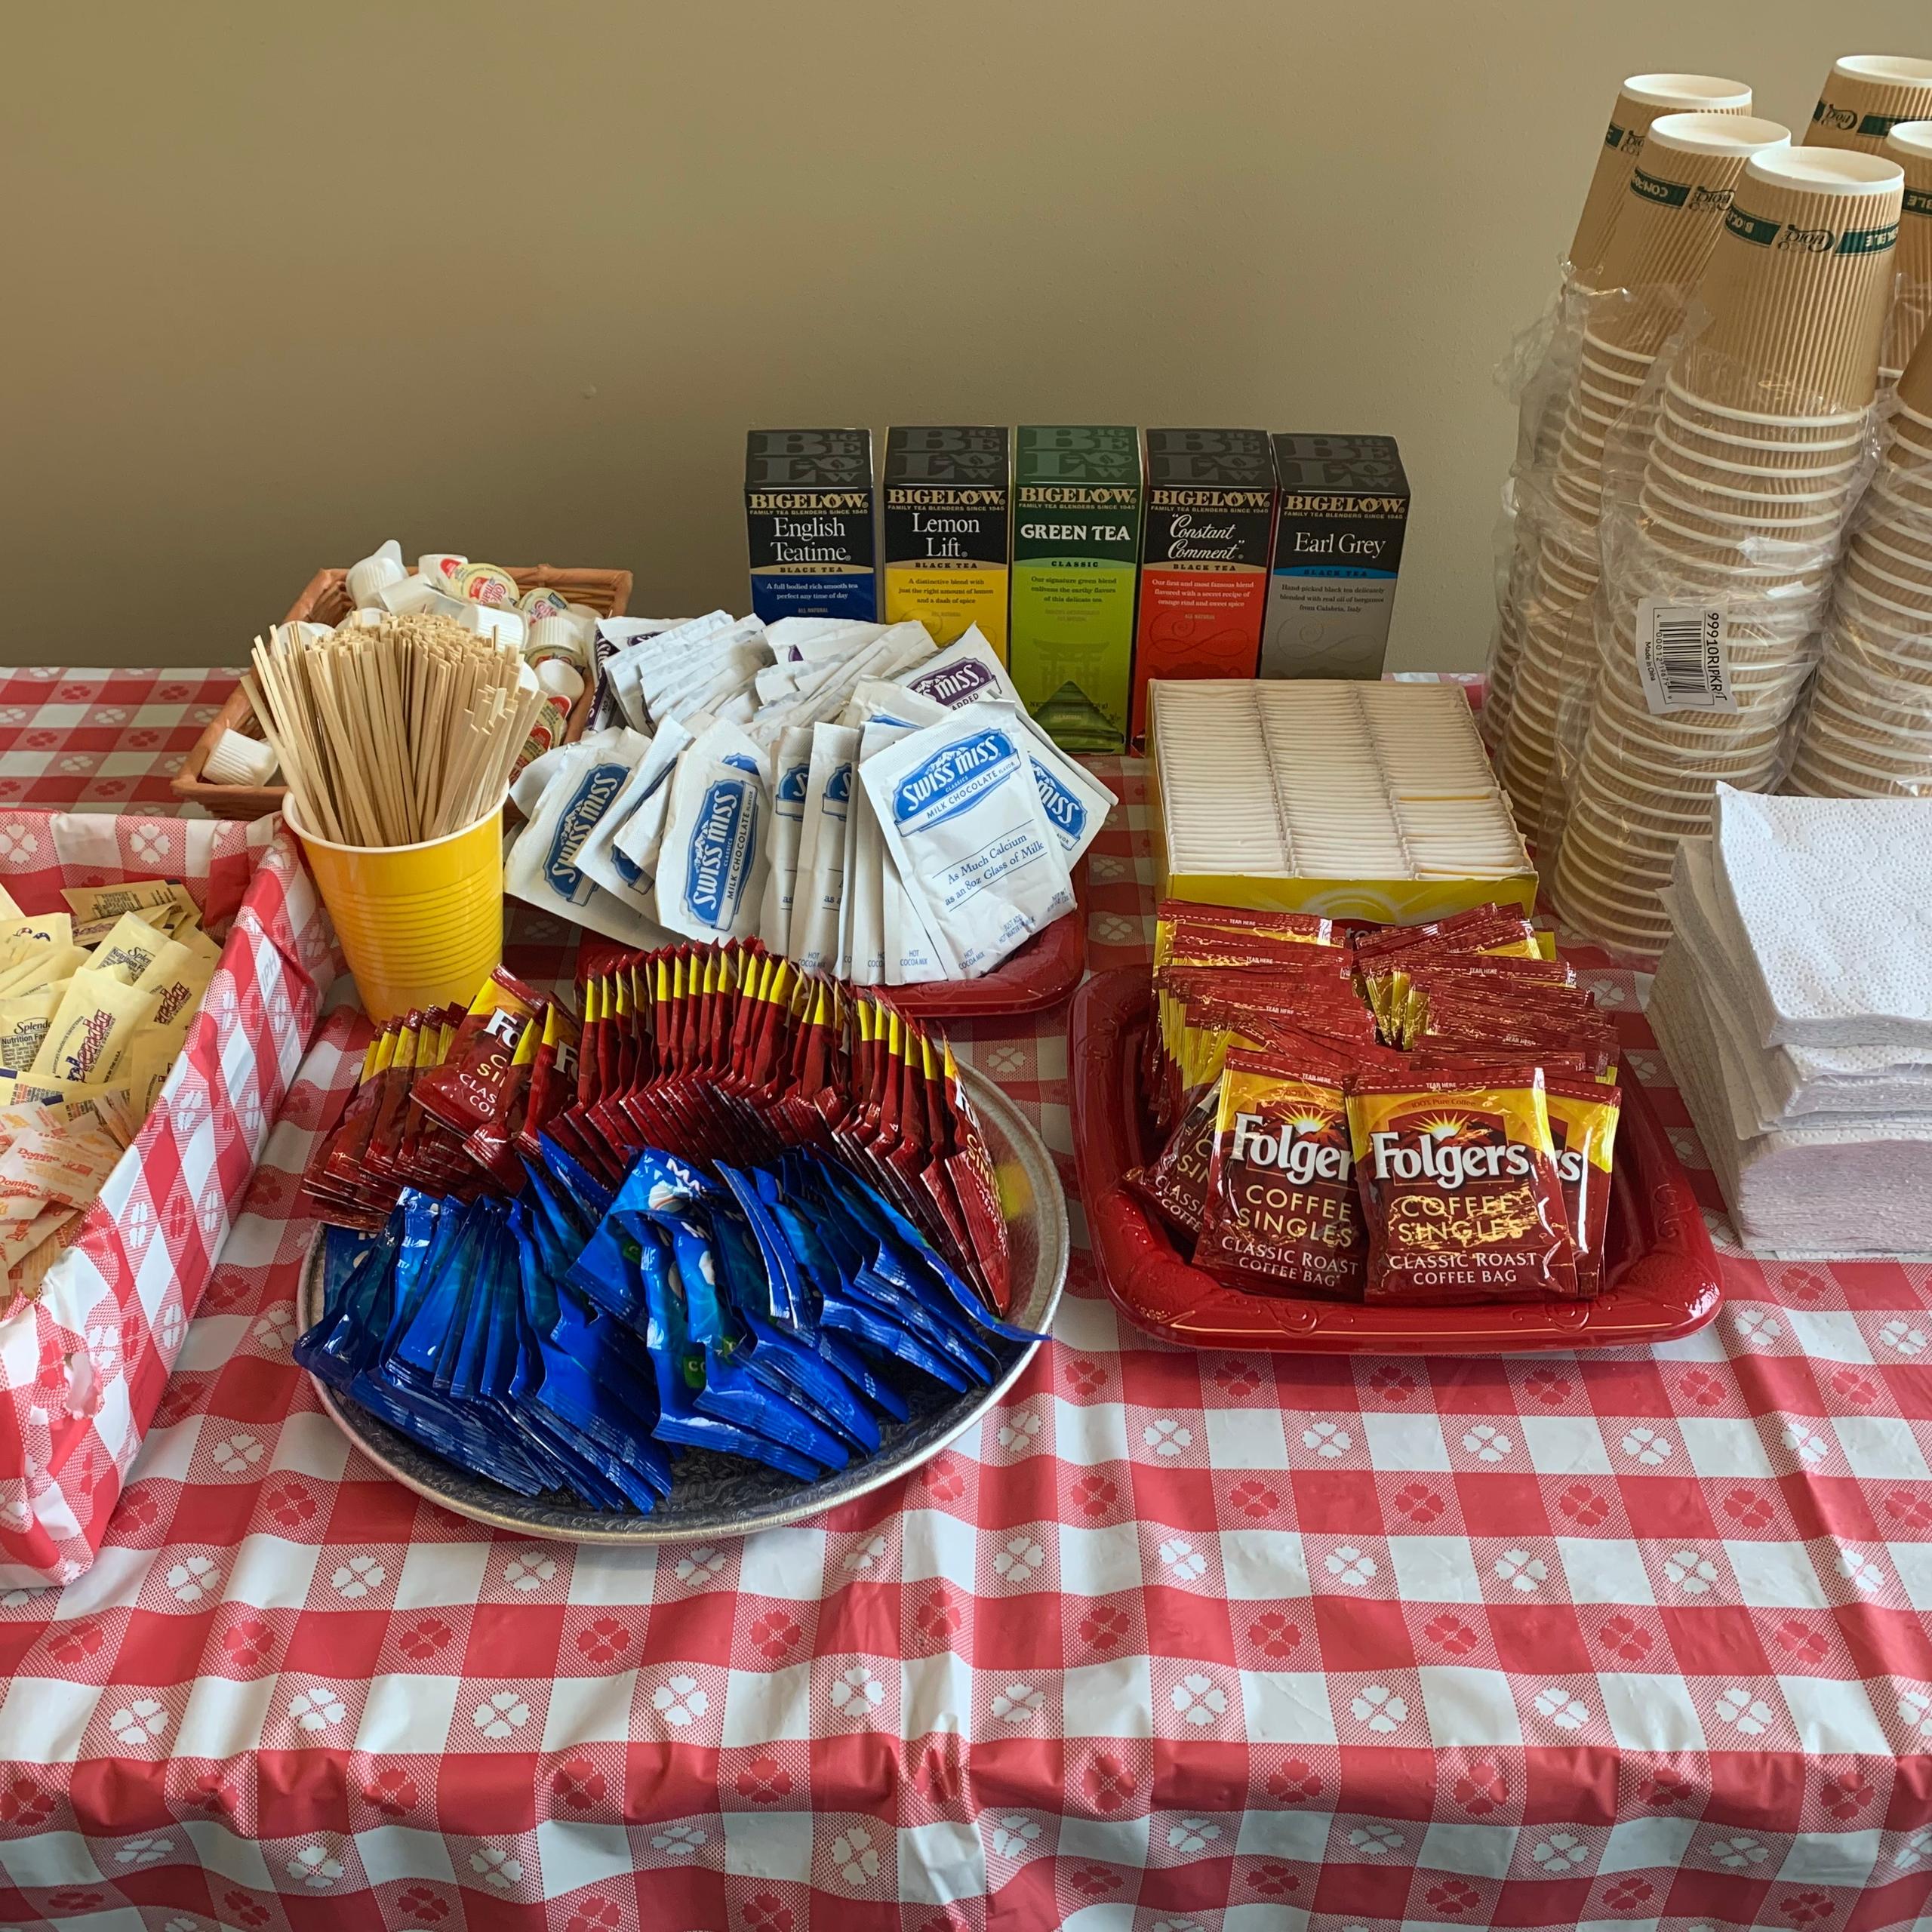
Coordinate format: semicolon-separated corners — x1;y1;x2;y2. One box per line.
745;429;878;624
882;426;1011;656
1010;425;1143;753
1131;427;1276;743
1262;434;1410;680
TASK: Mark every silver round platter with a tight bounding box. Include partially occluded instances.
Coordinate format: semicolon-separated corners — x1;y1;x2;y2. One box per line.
298;1063;1068;1543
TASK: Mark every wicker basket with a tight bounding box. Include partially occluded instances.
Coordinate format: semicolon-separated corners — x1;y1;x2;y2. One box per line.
172;565;634;819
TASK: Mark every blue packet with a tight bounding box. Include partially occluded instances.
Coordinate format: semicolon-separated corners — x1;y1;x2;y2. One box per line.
820;1160;1049;1346
715;1164;801;1327
631;1220;826;1479
566;1217;648;1328
661;1213;849;1472
537;1131;616;1223
764;1185;971;1392
754;1191;911;1422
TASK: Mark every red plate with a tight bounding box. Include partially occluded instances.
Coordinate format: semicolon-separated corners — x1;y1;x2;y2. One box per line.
572;860;1088;1025
1069;967;1721;1355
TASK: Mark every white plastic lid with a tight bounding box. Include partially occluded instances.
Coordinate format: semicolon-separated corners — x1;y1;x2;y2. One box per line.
1887;119;1932;162
1746;146;1905;195
1833;54;1932;86
1624;72;1753;112
1647;112;1791;158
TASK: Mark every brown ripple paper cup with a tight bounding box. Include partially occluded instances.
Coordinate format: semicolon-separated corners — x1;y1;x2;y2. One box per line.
1807;56;1932;155
1899;318;1932;419
1571;74;1755;285
1690;147;1905;412
1592;114;1793;356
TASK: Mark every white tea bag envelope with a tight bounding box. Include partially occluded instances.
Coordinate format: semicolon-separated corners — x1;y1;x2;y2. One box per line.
505;728;666;946
895;626;1112;866
600;612;728;728
758;724;816;955
790;723;860;974
765;617;885;663
654;718;772;943
860;700;1074;979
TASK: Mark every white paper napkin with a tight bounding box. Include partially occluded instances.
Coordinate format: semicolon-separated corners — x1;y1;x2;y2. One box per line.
1712;786;1932;1049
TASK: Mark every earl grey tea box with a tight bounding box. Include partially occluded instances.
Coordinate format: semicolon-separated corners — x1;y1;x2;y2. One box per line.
882;426;1012;656
746;428;878;623
1262;434;1410;681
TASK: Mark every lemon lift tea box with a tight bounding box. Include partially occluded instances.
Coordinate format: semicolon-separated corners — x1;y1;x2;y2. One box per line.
745;429;878;624
881;426;1011;655
1262;434;1410;680
1011;425;1143;752
1131;427;1276;743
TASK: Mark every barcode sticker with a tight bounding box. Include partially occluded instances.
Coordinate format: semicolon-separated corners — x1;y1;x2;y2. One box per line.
1635;597;1737;714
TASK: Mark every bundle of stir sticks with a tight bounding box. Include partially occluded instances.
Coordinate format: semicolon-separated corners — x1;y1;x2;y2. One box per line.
245;614;546;847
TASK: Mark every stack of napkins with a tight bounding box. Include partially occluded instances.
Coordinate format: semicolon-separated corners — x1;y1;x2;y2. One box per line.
1648;786;1932;1253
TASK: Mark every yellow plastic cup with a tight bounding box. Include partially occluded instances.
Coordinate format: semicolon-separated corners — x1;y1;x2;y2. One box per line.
285;797;506;1021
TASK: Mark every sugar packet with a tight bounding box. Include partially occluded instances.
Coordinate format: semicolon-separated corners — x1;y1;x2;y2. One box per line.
860;700;1075;979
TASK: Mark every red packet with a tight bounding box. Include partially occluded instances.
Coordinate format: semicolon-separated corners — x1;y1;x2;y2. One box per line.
415;968;546;1137
1544;1075;1622;1299
1195;1045;1364;1300
1347;1064;1578;1306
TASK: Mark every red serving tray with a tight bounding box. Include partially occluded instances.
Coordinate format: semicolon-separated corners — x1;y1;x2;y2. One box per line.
573;858;1088;1024
1069;967;1722;1355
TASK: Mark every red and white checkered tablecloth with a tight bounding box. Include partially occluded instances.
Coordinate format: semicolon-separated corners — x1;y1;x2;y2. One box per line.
2;667;1930;1932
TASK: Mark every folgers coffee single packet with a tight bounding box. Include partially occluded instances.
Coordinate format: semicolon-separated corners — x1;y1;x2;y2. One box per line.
1544;1076;1621;1299
1348;1065;1578;1305
1195;1046;1364;1299
416;969;546;1138
1126;1078;1220;1243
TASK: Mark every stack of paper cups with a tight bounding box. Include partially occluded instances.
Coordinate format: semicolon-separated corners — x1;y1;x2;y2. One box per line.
1590;115;1794;358
1552;146;1904;955
1499;115;1789;839
1788;334;1932;797
1805;55;1932;155
1882;122;1932;378
1569;75;1755;287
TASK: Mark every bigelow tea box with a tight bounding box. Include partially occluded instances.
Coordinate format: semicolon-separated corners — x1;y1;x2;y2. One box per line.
745;429;878;623
881;426;1011;656
1261;435;1410;680
1131;428;1276;743
1010;425;1143;753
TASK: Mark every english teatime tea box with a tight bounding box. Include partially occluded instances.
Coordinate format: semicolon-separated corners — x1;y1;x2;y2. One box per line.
1011;425;1143;752
1131;428;1276;742
745;429;878;623
882;426;1011;656
1262;435;1410;680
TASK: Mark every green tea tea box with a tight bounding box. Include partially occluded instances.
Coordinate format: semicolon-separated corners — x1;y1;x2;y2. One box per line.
1011;425;1143;752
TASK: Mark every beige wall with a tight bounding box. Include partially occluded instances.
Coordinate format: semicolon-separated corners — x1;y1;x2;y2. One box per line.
5;2;1924;672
